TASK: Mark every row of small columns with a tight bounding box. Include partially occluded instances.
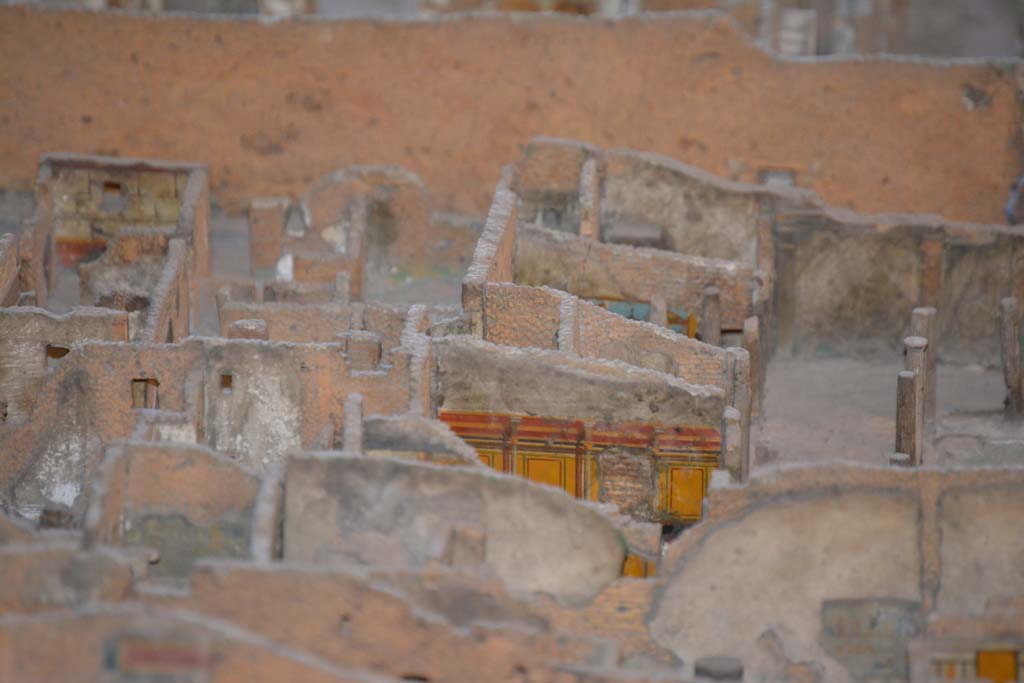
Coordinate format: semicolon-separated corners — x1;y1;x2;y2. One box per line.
897;298;1024;465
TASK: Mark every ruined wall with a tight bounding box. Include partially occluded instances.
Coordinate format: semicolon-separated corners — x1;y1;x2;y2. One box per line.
600;150;763;266
144;562;617;683
178;167;212;283
476;277;731;394
432;336;724;428
15;177;52;306
576;300;726;387
20;157;208;319
45;157;189;253
516;225;754;329
908;600;1024;682
0;307;129;426
282;453;626;604
775;214;1024;363
481;282;563;349
201;339;413;471
462;176;518;325
0;607;374;683
0;337;416;514
86;442;260;576
515;141;586;232
218;297;408;347
0;512;35;544
515;138;1024;365
539;580;673;666
0;545;136;614
0;8;1018;224
218;300;352;342
301;165;426;298
141;237;190;344
936;485;1024;614
650;465;1024;683
515;138;768;267
362;413;482;464
0;341;200;517
361;303;408;351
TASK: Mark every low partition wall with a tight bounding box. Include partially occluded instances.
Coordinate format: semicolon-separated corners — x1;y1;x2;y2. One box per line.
515;225;756;332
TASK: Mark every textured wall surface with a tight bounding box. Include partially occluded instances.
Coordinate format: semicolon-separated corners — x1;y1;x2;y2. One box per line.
433;336;725;427
283;454;626;604
0;7;1019;223
652;465;1024;683
516;225;754;328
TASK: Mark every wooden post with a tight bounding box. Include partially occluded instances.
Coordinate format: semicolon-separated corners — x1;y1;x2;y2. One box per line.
910;307;937;429
1000;297;1023;418
903;336;927;464
700;286;721;346
895;370;919;465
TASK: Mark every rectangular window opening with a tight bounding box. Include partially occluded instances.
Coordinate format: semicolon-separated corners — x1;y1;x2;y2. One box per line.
131;378;159;410
220;373;233;394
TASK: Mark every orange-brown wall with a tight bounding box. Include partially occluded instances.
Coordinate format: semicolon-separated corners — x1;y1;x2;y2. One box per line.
0;7;1019;223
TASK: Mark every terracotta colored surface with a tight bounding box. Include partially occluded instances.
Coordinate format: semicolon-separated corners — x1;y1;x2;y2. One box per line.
0;7;1019;223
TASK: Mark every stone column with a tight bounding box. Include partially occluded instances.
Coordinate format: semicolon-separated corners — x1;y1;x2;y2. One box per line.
648;294;668;329
342;393;363;455
721;407;744;481
910;307;937;429
903;336;927;464
742;316;762;417
726;347;751;479
577;157;601;241
700;286;721;346
1000;297;1023;418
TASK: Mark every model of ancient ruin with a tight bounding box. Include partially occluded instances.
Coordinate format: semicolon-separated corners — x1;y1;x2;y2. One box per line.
1;3;1023;682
